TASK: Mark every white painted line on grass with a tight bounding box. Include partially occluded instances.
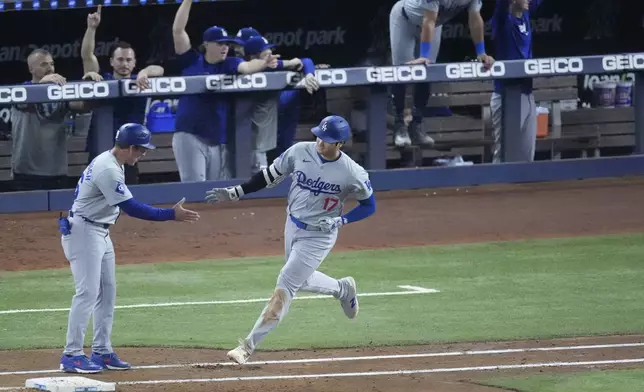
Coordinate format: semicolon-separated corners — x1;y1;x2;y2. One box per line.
2;342;643;377
0;286;439;316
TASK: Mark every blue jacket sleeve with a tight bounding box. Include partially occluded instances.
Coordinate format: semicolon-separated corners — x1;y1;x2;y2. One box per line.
341;194;376;224
118;198;175;221
301;58;316;75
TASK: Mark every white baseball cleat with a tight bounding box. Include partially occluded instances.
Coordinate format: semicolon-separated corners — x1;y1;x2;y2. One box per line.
339;277;359;319
227;339;252;365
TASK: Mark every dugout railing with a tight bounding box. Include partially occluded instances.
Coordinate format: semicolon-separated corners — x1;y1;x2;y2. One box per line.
1;53;644;213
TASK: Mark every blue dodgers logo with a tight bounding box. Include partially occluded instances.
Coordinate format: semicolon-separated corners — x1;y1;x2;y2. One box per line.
115;181;126;195
294;171;341;195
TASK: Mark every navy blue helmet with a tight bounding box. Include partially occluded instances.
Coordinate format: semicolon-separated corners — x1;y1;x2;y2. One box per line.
115;123;156;150
311;115;351;144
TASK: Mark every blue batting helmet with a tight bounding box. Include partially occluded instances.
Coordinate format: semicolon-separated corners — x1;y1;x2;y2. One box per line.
311;115;351;143
115;123;156;150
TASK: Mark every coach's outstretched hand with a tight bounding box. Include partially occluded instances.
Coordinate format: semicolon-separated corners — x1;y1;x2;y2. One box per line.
205;187;240;204
173;198;201;222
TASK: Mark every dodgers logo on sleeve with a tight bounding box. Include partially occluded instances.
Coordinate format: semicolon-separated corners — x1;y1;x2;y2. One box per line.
115;181;126;195
364;180;372;191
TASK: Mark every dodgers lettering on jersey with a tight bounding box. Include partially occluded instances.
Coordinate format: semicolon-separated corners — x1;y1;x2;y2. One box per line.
71;150;133;224
273;142;373;226
402;0;482;27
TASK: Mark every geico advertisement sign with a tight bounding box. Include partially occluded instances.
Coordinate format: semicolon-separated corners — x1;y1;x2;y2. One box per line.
524;58;583;75
123;77;187;94
0;87;28;103
602;54;644;71
287;69;348;88
446;62;506;79
366;66;426;82
206;74;268;90
47;82;110;100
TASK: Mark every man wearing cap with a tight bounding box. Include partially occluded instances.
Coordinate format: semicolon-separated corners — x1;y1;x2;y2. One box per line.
58;123;199;374
172;0;280;182
242;35;320;173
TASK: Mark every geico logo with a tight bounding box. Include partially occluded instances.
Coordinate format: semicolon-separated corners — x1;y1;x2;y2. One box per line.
315;69;347;86
124;77;186;94
446;62;506;79
285;71;304;86
47;82;110;100
524;58;583;75
0;87;27;103
365;66;426;83
602;54;644;71
206;74;268;90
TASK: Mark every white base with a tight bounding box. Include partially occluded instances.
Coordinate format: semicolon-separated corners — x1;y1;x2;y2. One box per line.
25;376;115;392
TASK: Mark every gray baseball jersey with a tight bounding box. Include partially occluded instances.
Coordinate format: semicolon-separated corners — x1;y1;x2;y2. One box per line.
273;142;373;226
71;150;133;224
402;0;482;26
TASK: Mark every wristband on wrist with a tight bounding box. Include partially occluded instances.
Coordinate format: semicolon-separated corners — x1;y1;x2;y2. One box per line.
420;42;431;59
474;41;485;56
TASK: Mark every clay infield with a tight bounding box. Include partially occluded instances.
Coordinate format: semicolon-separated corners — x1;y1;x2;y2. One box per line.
1;177;644;391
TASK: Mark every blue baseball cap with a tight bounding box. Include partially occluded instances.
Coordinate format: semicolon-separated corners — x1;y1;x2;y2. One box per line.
236;27;261;43
203;26;241;44
115;123;156;150
244;36;276;56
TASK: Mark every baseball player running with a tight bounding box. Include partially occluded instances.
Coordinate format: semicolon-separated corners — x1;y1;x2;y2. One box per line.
389;0;494;147
59;123;199;374
490;0;545;163
205;115;376;364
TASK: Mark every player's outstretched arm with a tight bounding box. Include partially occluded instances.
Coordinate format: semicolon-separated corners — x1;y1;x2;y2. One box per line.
204;164;286;203
117;197;200;222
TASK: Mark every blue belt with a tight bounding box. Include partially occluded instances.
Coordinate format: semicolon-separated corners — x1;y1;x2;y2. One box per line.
69;211;110;229
290;215;322;231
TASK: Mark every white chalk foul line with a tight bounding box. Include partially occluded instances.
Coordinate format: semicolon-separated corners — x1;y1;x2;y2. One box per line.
81;358;644;386
2;341;644;377
3;358;644;390
0;286;439;315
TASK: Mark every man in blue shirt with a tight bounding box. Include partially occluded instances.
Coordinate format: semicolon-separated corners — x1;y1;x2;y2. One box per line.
172;0;279;182
490;0;544;163
80;5;165;184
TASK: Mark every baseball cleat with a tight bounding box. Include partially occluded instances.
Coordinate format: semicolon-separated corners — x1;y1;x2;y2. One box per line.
408;122;435;146
339;277;359;319
394;124;412;148
227;339;252;365
59;354;103;374
91;352;131;370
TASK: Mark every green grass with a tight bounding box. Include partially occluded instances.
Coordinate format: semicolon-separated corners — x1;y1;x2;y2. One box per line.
483;369;644;391
1;233;644;351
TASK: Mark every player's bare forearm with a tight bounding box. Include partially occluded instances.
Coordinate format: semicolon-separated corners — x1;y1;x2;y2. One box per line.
420;20;435;48
172;0;192;54
140;65;165;77
81;27;99;74
468;12;486;47
238;59;268;74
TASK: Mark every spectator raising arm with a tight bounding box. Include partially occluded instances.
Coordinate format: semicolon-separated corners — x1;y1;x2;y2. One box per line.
81;5;102;74
172;0;192;55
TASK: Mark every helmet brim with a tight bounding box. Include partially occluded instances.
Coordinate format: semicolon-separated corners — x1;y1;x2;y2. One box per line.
138;142;156;150
311;126;342;144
